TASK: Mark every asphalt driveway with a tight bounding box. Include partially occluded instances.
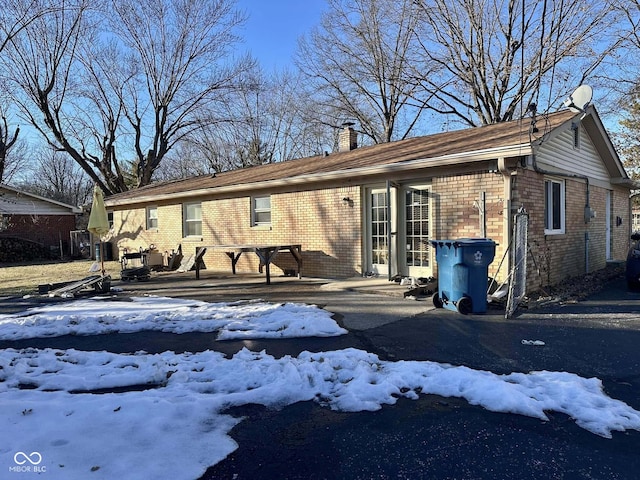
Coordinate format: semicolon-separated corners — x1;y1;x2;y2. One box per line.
1;270;639;479
197;275;640;480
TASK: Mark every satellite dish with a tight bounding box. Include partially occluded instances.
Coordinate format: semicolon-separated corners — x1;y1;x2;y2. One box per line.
563;85;593;113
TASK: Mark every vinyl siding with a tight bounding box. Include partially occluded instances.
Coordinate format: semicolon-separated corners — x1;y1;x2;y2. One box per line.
535;124;611;186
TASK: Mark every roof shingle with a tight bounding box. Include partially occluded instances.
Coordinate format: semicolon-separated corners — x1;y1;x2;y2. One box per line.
106;110;575;204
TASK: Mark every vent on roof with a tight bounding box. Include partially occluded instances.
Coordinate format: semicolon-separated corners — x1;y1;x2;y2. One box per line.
339;122;357;152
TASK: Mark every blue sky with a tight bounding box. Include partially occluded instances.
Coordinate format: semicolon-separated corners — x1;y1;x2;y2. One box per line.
236;0;327;70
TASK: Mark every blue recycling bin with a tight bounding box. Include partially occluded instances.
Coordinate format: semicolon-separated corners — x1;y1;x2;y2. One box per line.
430;238;496;314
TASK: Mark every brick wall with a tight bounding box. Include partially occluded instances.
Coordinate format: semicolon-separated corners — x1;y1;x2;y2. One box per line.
112;203;191;260
2;214;76;255
612;186;632;259
431;172;507;280
512;168;629;291
110;169;631;284
112;173;509;280
112;186;363;278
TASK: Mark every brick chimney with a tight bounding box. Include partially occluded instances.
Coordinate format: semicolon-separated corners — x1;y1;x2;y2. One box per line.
339;122;357;152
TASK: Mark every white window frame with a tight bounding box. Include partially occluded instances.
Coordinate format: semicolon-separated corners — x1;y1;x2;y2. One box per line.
146;206;158;230
107;211;114;229
251;195;271;227
182;202;202;237
544;178;565;235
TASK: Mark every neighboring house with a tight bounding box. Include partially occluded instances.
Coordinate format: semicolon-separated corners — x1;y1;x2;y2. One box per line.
105;107;635;291
0;184;81;259
633;207;640;233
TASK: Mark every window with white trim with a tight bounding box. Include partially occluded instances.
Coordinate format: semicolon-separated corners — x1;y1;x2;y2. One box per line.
146;206;158;230
544;178;565;234
252;196;271;226
183;202;202;237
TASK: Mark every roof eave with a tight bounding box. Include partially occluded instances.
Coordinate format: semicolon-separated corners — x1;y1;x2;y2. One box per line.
612;178;640;189
105;143;532;207
1;183;81;212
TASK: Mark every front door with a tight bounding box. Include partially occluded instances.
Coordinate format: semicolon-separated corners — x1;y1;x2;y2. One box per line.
402;186;432;278
367;188;391;276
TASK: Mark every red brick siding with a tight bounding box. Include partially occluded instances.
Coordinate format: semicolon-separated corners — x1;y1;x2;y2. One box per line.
2;214;76;254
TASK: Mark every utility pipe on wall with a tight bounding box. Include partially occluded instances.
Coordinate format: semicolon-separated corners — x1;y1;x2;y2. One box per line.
498;157;514;282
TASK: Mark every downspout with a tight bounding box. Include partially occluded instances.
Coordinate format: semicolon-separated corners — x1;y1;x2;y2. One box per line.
498;158;514;281
530;151;592;274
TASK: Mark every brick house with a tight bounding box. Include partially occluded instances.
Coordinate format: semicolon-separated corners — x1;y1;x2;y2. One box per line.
105;107;635;290
0;184;80;259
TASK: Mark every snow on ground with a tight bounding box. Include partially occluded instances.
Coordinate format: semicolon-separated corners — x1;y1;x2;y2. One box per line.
0;295;348;340
1;297;640;480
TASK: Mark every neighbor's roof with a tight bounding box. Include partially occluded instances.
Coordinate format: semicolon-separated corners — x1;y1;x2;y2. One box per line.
0;183;81;214
105;109;617;206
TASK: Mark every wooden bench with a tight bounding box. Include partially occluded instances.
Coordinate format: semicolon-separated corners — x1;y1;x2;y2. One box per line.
194;244;302;284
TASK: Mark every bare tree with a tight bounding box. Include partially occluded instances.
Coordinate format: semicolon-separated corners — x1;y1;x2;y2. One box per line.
613;0;640;55
3;0;124;194
0;0;62;53
161;68;332;177
617;94;640;181
0;138;29;186
0;115;20;184
153;141;222;180
1;0;252;194
606;1;640;99
413;0;620;127
107;0;252;187
18;147;92;206
611;1;640;194
296;0;428;144
217;68;329;168
265;69;334;161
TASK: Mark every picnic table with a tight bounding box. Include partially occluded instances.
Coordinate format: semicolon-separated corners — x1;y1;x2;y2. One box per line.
194;244;302;284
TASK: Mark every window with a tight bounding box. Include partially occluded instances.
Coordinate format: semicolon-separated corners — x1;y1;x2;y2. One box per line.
370;190;389;266
252;196;271;226
107;211;114;229
146;206;158;230
183;202;202;237
633;211;640;232
544;178;565;234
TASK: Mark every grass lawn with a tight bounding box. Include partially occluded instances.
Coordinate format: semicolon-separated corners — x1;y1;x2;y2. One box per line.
0;260;123;296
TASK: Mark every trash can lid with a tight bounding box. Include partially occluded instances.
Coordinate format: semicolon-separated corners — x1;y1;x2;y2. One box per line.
430;238;496;246
453;238;496;245
430;239;454;245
